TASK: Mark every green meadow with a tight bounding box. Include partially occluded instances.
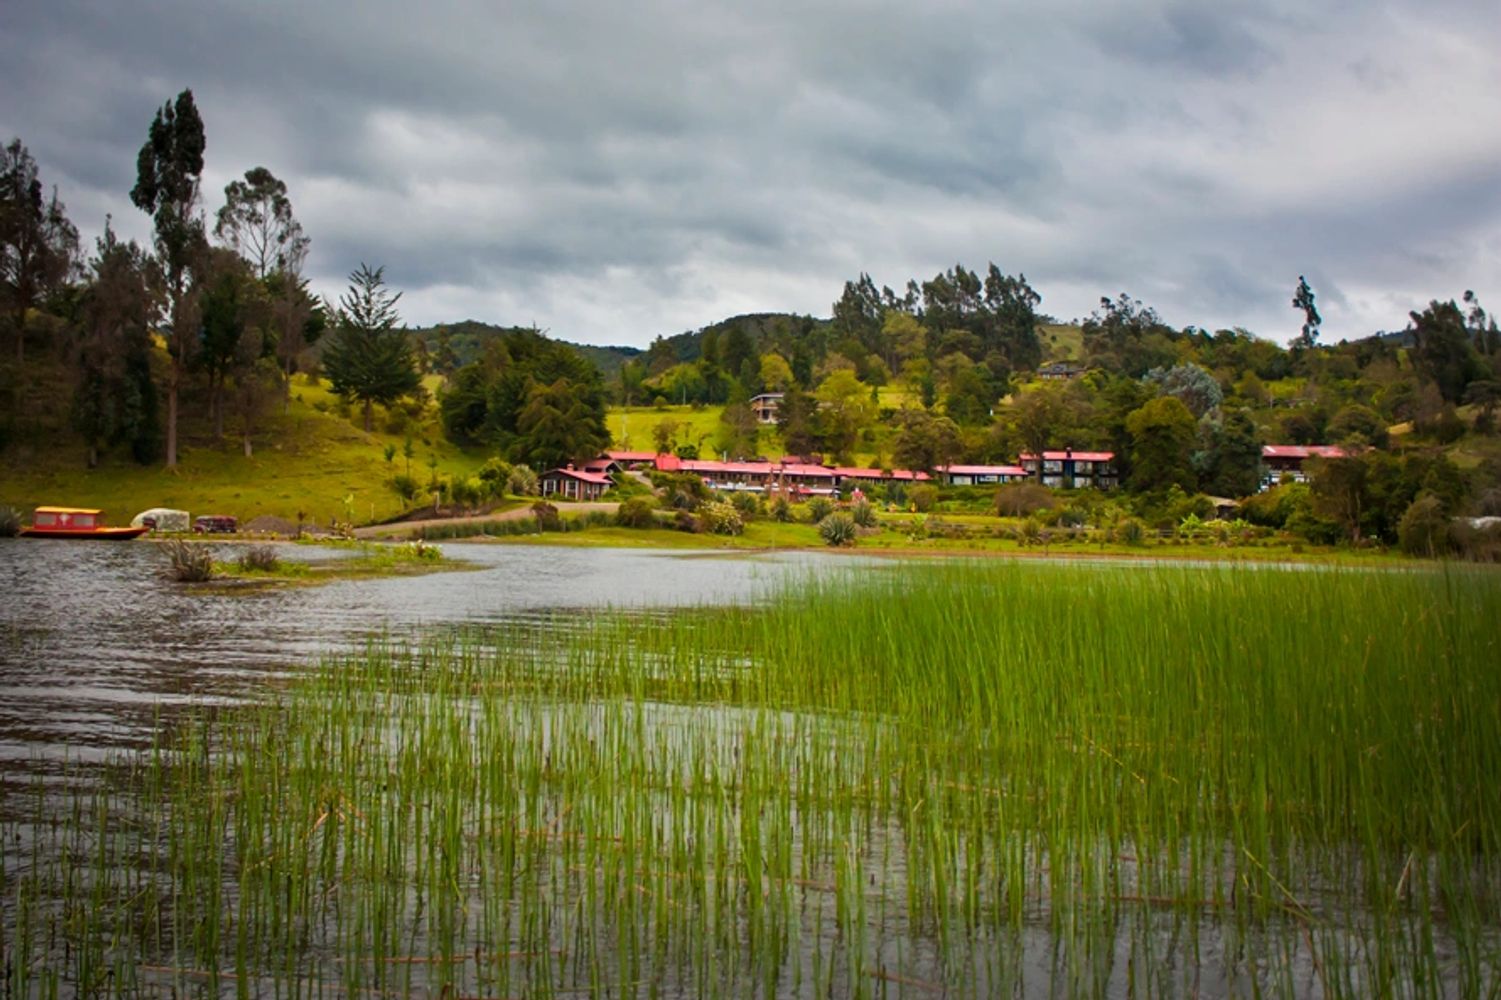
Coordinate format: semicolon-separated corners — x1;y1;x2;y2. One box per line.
5;561;1499;997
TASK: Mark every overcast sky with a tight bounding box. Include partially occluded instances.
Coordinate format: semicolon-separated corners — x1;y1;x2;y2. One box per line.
4;1;1499;348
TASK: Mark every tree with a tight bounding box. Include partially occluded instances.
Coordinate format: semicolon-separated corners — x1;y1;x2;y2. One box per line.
130;89;207;468
1308;453;1369;542
511;377;608;469
1409;300;1484;404
892;409;961;474
812;369;875;463
214;166;307;280
776;383;818;457
1292;275;1321;349
759;352;793;392
1200;407;1262;498
1146;362;1222;418
1463;380;1501;434
1125;396;1197;492
71;222;160;466
322;263;419;430
1;138;80;366
1010;382;1070;469
714;381;759;458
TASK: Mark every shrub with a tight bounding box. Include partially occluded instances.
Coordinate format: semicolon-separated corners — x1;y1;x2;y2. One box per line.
163;539;214;582
850;499;877;528
729;491;760;517
770;496;792;522
994;483;1054;517
806;496;834;523
909;484;939;512
615;495;658;529
0;506;19;537
698;500;744;536
673;509;699;533
530;501;561;531
819;512;857;546
477;458;514;496
507;466;539;497
1115;518;1147;546
237;545;280;572
1398;493;1452;557
390;474;420;503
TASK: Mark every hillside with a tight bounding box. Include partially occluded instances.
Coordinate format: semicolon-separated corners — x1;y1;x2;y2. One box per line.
0;356;486;528
408;320;641;378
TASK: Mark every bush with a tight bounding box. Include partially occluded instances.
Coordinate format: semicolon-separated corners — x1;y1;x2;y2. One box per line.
674;509;699;533
391;474;420;503
850;499;877;528
1114;518;1147;546
477;458;514;496
728;491;761;517
163;539;214;582
698;500;744;536
994;483;1054;517
806;496;835;523
237;545;280;572
0;506;19;537
530;501;560;531
1398;493;1452;557
615;495;658;529
507;466;539;497
770;496;792;522
909;484;939;512
819;512;857;546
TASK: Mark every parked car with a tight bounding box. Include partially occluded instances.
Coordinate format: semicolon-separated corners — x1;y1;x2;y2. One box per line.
192;515;238;534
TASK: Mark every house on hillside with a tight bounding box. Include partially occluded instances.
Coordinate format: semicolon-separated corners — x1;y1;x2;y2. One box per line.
1260;445;1347;489
1037;361;1087;381
539;466;613;501
750;393;784;424
936;464;1030;487
833;467;932;491
1018;450;1118;489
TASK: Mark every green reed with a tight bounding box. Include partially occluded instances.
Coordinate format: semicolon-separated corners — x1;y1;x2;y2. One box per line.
3;561;1498;996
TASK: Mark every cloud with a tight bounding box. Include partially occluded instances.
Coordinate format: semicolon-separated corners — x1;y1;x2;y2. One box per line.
2;0;1497;346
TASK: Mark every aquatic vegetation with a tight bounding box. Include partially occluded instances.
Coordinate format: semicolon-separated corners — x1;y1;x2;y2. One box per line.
161;537;214;581
5;562;1499;996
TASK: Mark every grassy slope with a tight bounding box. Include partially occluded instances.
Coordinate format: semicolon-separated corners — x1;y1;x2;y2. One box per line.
1;364;487;528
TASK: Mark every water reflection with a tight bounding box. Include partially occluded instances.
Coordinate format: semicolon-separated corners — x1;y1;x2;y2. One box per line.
0;538;851;766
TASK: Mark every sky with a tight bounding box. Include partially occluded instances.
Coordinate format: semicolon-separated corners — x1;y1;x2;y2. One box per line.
4;1;1499;349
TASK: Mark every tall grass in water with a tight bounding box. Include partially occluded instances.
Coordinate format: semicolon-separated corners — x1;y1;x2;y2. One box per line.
4;562;1499;997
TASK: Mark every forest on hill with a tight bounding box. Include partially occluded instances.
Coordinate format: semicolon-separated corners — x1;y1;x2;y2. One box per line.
4;89;1501;553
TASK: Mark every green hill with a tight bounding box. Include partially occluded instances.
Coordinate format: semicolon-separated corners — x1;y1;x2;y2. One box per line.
0;356;486;529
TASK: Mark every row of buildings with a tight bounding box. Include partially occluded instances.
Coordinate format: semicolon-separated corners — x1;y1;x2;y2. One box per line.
538;444;1349;502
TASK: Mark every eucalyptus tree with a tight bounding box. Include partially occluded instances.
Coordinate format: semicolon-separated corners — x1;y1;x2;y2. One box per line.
215;166;308;281
0;138;80;365
130;89;206;468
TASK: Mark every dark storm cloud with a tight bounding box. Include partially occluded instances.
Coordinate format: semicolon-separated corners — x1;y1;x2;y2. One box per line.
2;0;1497;345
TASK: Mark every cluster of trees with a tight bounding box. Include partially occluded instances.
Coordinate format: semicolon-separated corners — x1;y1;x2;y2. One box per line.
607;268;1501;547
437;327;609;470
0;91;441;468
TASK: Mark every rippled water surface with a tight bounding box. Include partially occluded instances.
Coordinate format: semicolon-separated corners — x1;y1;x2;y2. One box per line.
0;539;850;766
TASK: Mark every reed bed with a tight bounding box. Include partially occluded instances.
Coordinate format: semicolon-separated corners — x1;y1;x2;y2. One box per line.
3;561;1499;997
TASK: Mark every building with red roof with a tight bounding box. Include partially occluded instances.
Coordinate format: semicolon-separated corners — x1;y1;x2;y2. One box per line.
936;464;1029;487
1260;444;1347;489
539;466;614;501
1017;449;1118;490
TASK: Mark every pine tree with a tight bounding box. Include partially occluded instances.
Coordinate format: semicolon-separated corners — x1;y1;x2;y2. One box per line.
323;263;419;431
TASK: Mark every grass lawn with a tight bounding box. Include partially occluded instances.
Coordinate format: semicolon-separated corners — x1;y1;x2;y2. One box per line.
1;373;488;528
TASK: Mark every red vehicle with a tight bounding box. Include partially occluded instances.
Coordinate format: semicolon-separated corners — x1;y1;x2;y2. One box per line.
192;515;238;534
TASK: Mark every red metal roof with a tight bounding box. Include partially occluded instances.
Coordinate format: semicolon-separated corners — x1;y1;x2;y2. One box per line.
1018;450;1115;463
545;468;612;485
832;467;932;481
777;463;837;478
940;464;1028;476
1262;444;1347;459
604;450;657;462
653;454;683;472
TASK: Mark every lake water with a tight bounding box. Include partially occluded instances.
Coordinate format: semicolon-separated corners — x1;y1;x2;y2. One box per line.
0;538;853;769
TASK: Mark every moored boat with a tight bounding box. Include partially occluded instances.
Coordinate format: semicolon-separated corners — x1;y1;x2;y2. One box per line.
20;507;150;540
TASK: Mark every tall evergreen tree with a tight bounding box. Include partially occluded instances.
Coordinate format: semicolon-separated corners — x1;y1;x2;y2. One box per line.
323;263;419;431
1;138;80;366
130;89;206;468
